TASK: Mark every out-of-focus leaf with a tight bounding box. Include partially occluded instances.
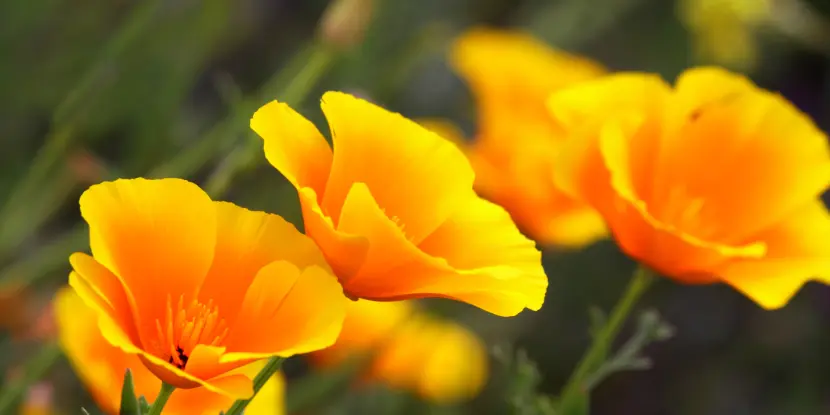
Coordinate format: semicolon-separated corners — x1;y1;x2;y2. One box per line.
118;369;140;415
558;393;588;415
138;395;151;414
494;346;557;415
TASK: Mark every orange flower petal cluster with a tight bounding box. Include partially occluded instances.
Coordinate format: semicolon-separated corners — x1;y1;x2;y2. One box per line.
550;67;830;308
68;178;345;398
310;300;488;404
448;27;608;247
251;91;547;317
55;287;285;415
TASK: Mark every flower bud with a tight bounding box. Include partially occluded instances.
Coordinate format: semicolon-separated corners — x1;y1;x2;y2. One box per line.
318;0;375;50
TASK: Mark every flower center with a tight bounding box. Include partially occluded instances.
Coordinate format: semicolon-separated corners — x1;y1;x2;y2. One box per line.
153;295;229;369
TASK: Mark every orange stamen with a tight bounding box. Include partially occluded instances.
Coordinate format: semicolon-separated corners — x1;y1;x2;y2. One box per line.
153;295;229;369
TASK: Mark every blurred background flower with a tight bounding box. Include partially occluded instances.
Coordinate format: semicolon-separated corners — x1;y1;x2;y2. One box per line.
310;300;488;405
446;27;608;248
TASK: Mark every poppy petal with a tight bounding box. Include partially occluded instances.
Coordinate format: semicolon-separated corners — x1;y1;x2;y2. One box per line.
450;27;604;104
252;100;333;196
652;70;830;243
321;91;475;243
718;200;830;308
199;202;329;324
298;187;369;282
57;287;286;414
79;178;216;340
95;310;253;398
221;261;345;362
338;183;545;316
547;73;670;135
55;287;156;414
68;253;140;341
598;116;766;278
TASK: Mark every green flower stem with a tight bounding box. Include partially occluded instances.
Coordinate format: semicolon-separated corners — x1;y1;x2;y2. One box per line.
0;0;164;252
224;357;285;415
0;43;337;287
204;43;336;197
557;265;655;409
149;41;326;179
145;382;176;415
0;342;62;414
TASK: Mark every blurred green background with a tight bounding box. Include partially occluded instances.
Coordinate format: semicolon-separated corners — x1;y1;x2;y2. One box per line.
2;0;830;414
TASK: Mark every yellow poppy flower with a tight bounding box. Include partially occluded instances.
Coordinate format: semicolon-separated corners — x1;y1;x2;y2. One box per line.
55;287;285;415
68;178;345;399
550;67;830;308
311;300;487;404
448;27;608;247
251;91;547;317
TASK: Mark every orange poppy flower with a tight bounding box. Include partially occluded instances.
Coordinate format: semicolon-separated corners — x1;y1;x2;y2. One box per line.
251;91;547;317
68;178;345;399
54;287;285;415
550;67;830;308
310;300;488;404
448;27;608;247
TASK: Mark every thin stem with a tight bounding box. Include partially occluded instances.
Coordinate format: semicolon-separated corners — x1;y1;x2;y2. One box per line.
204;43;336;197
149;42;322;179
0;0;163;239
558;265;655;408
145;382;176;415
0;43;338;287
224;357;285;415
0;342;62;414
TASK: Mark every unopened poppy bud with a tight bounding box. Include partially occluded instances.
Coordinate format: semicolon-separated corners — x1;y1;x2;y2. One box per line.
68;150;106;184
318;0;374;50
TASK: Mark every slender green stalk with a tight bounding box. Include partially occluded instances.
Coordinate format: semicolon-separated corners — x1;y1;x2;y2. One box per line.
224;357;285;415
0;342;62;414
0;172;78;257
0;43;337;287
149;42;321;179
54;0;165;124
557;265;655;409
204;43;336;197
145;382;176;415
0;225;87;286
0;0;164;231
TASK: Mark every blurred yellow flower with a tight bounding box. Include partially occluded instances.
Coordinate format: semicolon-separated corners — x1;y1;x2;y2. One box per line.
550;66;830;309
679;0;771;68
310;300;488;404
55;287;285;415
68;178;345;398
448;27;608;248
251;91;547;317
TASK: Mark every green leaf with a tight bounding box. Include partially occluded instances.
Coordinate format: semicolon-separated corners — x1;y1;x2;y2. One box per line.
558;393;589;415
138;396;151;414
118;369;140;415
